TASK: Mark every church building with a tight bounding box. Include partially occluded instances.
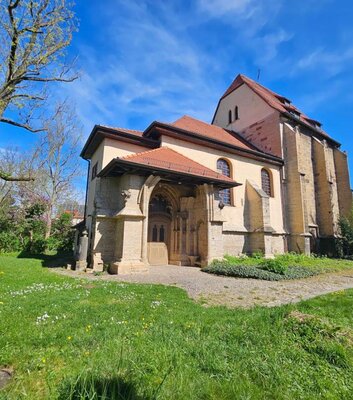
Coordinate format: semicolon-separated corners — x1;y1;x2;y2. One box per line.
79;74;352;273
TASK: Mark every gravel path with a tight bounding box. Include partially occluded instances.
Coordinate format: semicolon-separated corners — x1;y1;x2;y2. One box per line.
57;266;353;308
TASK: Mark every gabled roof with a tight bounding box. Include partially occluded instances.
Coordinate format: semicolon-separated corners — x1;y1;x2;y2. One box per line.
143;115;283;165
170;115;259;151
99;125;144;137
80;124;158;159
98;147;240;188
216;74;339;145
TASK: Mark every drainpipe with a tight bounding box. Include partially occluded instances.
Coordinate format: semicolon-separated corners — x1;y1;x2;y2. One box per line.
83;159;90;228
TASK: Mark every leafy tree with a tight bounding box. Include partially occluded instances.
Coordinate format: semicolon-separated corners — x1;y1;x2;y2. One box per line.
0;0;77;131
0;0;78;182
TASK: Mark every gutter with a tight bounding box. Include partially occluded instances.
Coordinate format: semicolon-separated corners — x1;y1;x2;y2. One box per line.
83;158;90;227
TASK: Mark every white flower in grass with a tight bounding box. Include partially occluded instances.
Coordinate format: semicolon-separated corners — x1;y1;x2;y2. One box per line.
150;300;162;308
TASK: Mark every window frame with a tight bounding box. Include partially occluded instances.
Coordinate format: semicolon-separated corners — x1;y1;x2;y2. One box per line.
217;158;233;206
234;105;239;120
261;168;273;197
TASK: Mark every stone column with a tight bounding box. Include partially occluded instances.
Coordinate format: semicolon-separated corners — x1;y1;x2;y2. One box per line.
245;180;275;257
75;230;88;271
110;215;147;274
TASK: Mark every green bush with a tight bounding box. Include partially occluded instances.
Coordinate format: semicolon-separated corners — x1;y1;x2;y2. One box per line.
0;231;23;253
202;260;319;281
51;212;74;252
338;216;353;257
27;238;47;254
260;258;287;274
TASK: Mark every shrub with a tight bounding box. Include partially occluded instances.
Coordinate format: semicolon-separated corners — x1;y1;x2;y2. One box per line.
51;212;74;252
260;258;287;274
27;238;47;254
0;231;23;253
251;251;264;259
338;216;353;257
45;236;61;252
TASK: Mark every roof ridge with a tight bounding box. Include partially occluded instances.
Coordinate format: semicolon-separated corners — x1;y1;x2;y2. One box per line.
240;74;285;99
99;124;143;133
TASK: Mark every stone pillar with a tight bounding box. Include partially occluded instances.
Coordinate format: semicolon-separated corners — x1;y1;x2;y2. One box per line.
138;175;161;265
245;180;274;257
109;215;147;274
202;184;225;264
334;148;352;218
75;230;88;271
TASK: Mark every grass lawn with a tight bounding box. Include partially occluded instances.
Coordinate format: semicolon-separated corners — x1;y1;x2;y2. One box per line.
1;255;353;399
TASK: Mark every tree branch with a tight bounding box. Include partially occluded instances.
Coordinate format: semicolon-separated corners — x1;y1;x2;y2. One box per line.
0;117;44;132
21;75;78;83
0;171;34;182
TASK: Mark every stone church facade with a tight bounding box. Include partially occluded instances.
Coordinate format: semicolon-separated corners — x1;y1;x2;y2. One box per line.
78;74;351;273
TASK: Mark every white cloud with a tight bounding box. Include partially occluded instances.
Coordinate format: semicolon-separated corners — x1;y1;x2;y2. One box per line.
65;0;226;133
295;47;353;76
197;0;256;17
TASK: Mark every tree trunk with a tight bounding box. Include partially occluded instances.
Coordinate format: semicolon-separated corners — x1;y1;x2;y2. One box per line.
45;205;53;239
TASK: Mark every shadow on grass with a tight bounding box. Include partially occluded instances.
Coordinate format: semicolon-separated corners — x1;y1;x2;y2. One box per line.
58;375;149;400
17;251;73;268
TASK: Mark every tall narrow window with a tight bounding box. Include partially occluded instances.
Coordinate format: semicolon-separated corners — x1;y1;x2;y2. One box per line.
160;225;165;242
217;159;231;205
152;225;158;242
261;168;272;197
234;106;239;120
228;110;232;124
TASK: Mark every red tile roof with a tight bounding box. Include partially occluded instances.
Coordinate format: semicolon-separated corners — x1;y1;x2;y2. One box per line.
221;74;333;141
99;125;144;137
120;147;237;184
169;115;259;151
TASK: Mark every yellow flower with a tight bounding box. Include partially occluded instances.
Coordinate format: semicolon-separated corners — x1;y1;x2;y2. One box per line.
67;336;72;340
84;351;90;356
0;302;4;305
42;358;46;363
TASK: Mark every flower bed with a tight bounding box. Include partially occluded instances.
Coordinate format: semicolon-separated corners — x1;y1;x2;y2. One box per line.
202;260;320;281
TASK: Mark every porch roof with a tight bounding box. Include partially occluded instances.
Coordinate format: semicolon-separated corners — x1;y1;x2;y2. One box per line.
98;147;240;188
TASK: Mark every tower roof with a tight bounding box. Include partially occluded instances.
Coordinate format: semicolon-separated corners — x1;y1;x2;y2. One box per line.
216;74;339;145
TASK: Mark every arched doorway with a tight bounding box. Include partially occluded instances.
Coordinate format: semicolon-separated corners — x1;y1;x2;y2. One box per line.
146;183;208;267
147;194;173;265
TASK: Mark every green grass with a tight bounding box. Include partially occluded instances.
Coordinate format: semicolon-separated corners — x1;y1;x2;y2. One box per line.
224;252;353;270
1;255;353;399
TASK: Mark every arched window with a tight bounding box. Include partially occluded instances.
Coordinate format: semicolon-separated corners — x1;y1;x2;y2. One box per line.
234;106;239;120
228;109;232;124
217;159;231;205
152;224;158;242
261;168;272;197
160;225;165;242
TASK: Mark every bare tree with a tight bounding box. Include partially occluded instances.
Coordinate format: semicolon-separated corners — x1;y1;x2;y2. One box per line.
0;0;77;133
29;102;83;238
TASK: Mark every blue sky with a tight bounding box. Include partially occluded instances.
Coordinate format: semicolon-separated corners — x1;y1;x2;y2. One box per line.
2;0;353;190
